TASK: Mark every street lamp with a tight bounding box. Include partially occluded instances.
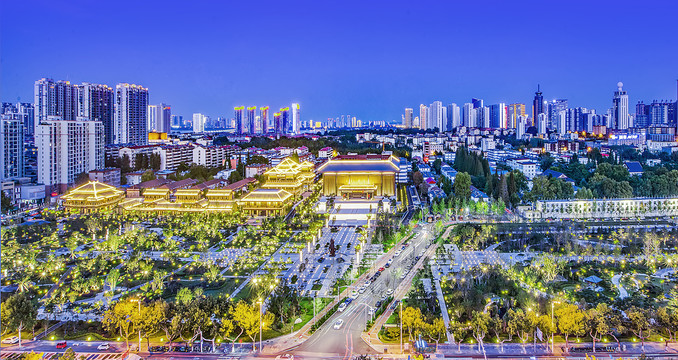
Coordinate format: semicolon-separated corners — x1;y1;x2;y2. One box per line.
257;298;263;353
400;300;403;354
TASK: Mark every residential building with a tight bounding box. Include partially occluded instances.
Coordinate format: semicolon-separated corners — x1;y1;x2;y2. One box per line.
260;106;269;134
245;163;270;178
489;103;507;129
36;117;104;192
506;157;538;179
192;144;229;168
155;144;193;170
404;108;413;128
318;147;334;159
1;114;24;180
193;113;207;133
508;103;526;129
446;103;460;131
247;106;256;134
612;82;629;129
34;78;78;133
88;168;121;187
148;103;171;133
292;103;300;134
2;102;34;137
78;83;115;144
114;83;148;145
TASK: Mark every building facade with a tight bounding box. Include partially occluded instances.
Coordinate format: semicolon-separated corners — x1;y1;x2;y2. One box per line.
114;83;148;145
0;114;25;180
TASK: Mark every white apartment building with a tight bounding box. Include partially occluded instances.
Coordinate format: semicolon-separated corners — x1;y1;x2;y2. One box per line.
192;144;229;168
118;144;160;168
37;117;104;191
114;83;148;145
506;157;538;179
1;114;25;180
155;145;193;170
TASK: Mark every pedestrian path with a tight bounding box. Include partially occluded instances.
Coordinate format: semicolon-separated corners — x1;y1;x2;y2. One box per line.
611;274;629;299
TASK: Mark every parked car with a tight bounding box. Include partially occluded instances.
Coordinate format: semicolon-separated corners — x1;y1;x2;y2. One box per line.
350;290;358;299
333;319;344;330
275;354;295;360
386;288;394;296
57;341;68;349
97;343;110;350
2;336;19;344
338;302;347;312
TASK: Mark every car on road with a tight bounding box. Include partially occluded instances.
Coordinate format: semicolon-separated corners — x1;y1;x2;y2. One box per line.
364;280;372;286
275;354;294;360
394;250;401;257
378;267;385;272
333;319;344;329
97;343;110;350
386;258;393;267
338;302;347;312
2;336;19;344
57;341;68;349
386;288;394;296
358;285;366;294
350;290;358;299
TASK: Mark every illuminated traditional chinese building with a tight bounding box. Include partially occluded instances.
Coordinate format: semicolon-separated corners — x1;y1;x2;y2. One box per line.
261;157;315;197
317;154;399;199
61;181;125;213
238;188;294;216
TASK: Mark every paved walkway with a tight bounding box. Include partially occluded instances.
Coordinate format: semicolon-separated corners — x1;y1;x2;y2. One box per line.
433;278;452;343
611;274;629;299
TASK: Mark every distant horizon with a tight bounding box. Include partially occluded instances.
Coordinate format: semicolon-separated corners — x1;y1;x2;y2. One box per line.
2;0;678;123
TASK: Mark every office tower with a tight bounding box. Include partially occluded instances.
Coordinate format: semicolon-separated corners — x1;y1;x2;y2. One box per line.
260;106;269;134
537;113;548;135
1;114;25;180
77;83;115;144
446;103;460;131
532;85;545;126
274;112;282;134
647;100;672;125
489;103;508;129
247;106;256;134
472;98;484;109
280;107;290;134
508;103;526;129
2;102;34;137
114;83;148;145
547;99;568;130
193;113;207;133
413;116;420;128
147;103;171;134
635;102;649;128
517;115;527;139
34;78;78;134
233;106;244;135
404;108;413;128
419;104;428;130
429;101;443;132
36;116;104;191
612;82;629;129
291;103;300;134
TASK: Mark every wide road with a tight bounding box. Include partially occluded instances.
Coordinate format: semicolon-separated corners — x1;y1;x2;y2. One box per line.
290;223;435;359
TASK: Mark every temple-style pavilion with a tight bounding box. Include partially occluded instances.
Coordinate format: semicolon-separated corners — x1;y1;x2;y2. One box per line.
261;158;315;196
317;154;399;199
61;181;126;213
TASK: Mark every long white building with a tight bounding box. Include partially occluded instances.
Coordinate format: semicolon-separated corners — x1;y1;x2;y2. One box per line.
521;197;678;220
36;117;104;192
114;83;148;145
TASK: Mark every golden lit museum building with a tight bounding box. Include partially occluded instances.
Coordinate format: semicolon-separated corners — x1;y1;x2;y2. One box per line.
317;154;399;199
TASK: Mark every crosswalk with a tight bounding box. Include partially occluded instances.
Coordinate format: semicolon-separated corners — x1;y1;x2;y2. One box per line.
1;352;125;360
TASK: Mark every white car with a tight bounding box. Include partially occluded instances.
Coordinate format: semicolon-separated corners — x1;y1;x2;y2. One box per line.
350;290;359;299
394;250;402;257
2;336;19;344
97;343;110;350
275;354;294;360
333;319;344;330
358;286;366;294
364;280;372;286
385;288;394;296
338;302;347;312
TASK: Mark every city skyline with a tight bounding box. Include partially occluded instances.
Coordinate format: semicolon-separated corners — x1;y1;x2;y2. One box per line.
2;0;678;123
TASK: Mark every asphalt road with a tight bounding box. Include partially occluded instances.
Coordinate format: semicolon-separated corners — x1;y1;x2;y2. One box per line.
291;223;434;359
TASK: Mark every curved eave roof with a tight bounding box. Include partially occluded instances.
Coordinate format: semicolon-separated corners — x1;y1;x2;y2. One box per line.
317;161;399;173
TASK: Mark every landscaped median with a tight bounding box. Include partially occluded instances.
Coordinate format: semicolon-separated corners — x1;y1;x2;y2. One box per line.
309;297;346;334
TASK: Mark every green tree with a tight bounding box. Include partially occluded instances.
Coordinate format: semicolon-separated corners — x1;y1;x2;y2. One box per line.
585;303;611;352
401;306;424;341
555;303;585;349
454;172;472;200
626;306;652;351
4;293;37;347
141;170;156;182
470;311;491;352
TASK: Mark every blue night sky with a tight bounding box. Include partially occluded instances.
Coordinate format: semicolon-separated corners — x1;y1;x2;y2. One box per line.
1;0;677;123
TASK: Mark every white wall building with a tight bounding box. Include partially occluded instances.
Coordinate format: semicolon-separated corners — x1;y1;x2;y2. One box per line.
192;113;207;133
148;103;171;133
1;114;25;180
36;117;104;190
506;157;538;179
114;83;148;145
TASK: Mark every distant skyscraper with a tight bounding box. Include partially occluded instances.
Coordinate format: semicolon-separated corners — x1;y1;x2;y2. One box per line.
462;103;476;128
280;107;290;134
260;106;269;134
472;98;484;109
404;108;413;128
517;115;527;139
247;106;256;134
114;83;148;145
429;101;443;132
148;103;171;134
274;112;282;134
78;83;114;144
547;99;568;131
171;115;183;128
479;107;490;128
291;103;300;134
648;100;672;125
537;113;548;135
612;82;629;129
508;103;526;129
193;113;207;133
556;110;567;135
489;104;507;129
532;85;545;126
1;114;25;180
419;104;428;130
446;103;460;131
234;106;244;135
